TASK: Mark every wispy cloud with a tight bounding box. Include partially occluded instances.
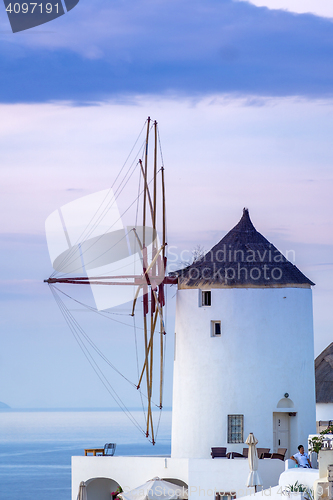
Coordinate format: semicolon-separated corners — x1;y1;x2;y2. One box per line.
1;0;333;102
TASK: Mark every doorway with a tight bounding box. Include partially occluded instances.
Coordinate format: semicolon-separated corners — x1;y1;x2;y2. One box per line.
273;412;290;456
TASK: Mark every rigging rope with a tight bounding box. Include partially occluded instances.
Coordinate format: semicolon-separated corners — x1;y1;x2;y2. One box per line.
51;121;149;278
155;288;168;439
50;286;137;387
133;314;147;426
154;124;168;441
157;125;165;170
50;285;162;409
133;162;147;421
53;170;162;278
47;119;168;445
51;159;139;277
49;285;147;437
52;285;143;323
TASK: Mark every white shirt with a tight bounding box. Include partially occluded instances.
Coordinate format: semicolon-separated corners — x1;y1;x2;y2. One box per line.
293;451;310;467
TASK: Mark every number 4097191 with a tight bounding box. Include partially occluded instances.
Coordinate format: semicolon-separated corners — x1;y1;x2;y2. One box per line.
6;3;59;14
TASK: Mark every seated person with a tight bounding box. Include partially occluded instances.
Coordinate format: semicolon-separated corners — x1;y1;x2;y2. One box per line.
290;445;312;468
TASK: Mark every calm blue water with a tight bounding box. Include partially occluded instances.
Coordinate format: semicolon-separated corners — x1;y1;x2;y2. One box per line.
0;409;172;500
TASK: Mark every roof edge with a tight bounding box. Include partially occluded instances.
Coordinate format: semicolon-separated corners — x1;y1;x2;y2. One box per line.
315;342;333;369
177;282;312;290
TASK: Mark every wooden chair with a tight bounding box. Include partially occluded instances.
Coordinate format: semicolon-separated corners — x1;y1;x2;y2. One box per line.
242;448;248;458
211;447;227;458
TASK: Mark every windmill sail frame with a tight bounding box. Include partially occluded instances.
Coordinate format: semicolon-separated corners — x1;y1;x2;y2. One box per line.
45;118;177;443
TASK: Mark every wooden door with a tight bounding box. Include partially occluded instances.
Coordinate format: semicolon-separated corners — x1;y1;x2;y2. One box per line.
273;412;290;456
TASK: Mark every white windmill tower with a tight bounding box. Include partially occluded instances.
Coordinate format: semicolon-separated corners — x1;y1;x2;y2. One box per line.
171;208;316;459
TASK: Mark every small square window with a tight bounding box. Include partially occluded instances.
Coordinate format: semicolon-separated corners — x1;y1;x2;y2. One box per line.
228;414;244;443
201;290;211;306
211;321;221;336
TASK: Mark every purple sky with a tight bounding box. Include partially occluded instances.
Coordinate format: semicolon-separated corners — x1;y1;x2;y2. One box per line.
0;1;332;411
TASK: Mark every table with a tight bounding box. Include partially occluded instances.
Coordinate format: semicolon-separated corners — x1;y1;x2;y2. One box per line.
84;448;105;456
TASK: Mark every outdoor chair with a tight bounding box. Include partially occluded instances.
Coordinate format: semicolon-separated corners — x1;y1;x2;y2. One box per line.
277;448;287;458
242;448;248;458
211;447;227;458
262;447;286;460
257;448;270;459
98;443;116;456
270;453;285;461
226;451;246;459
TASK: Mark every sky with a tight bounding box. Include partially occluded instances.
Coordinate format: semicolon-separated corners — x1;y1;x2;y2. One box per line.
0;0;333;414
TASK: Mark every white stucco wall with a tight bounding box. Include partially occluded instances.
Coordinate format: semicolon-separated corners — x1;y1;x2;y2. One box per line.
187;457;284;499
278;468;319;489
71;456;284;500
72;456;188;500
316;404;333;422
171;287;316;459
238;469;320;500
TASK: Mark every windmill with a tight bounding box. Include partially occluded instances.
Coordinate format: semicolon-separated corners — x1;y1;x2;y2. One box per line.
44;118;177;444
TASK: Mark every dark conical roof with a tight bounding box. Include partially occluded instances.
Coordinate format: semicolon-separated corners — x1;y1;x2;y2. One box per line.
173;208;314;288
315;343;333;403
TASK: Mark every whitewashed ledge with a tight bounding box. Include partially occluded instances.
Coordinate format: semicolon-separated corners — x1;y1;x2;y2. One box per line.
71;456;285;500
279;468;319;490
237;466;319;500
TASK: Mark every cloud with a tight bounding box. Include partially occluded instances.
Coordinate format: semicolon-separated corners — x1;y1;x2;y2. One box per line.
1;95;333;247
239;0;333;19
1;0;333;102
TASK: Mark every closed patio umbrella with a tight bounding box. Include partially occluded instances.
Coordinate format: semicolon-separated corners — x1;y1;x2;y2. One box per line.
120;477;188;500
245;433;263;492
77;481;87;500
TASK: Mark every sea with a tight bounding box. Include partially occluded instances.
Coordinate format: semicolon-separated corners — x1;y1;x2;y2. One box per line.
0;409;172;500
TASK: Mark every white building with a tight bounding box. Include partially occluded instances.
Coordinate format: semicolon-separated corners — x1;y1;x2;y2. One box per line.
72;209;317;500
171;208;316;459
